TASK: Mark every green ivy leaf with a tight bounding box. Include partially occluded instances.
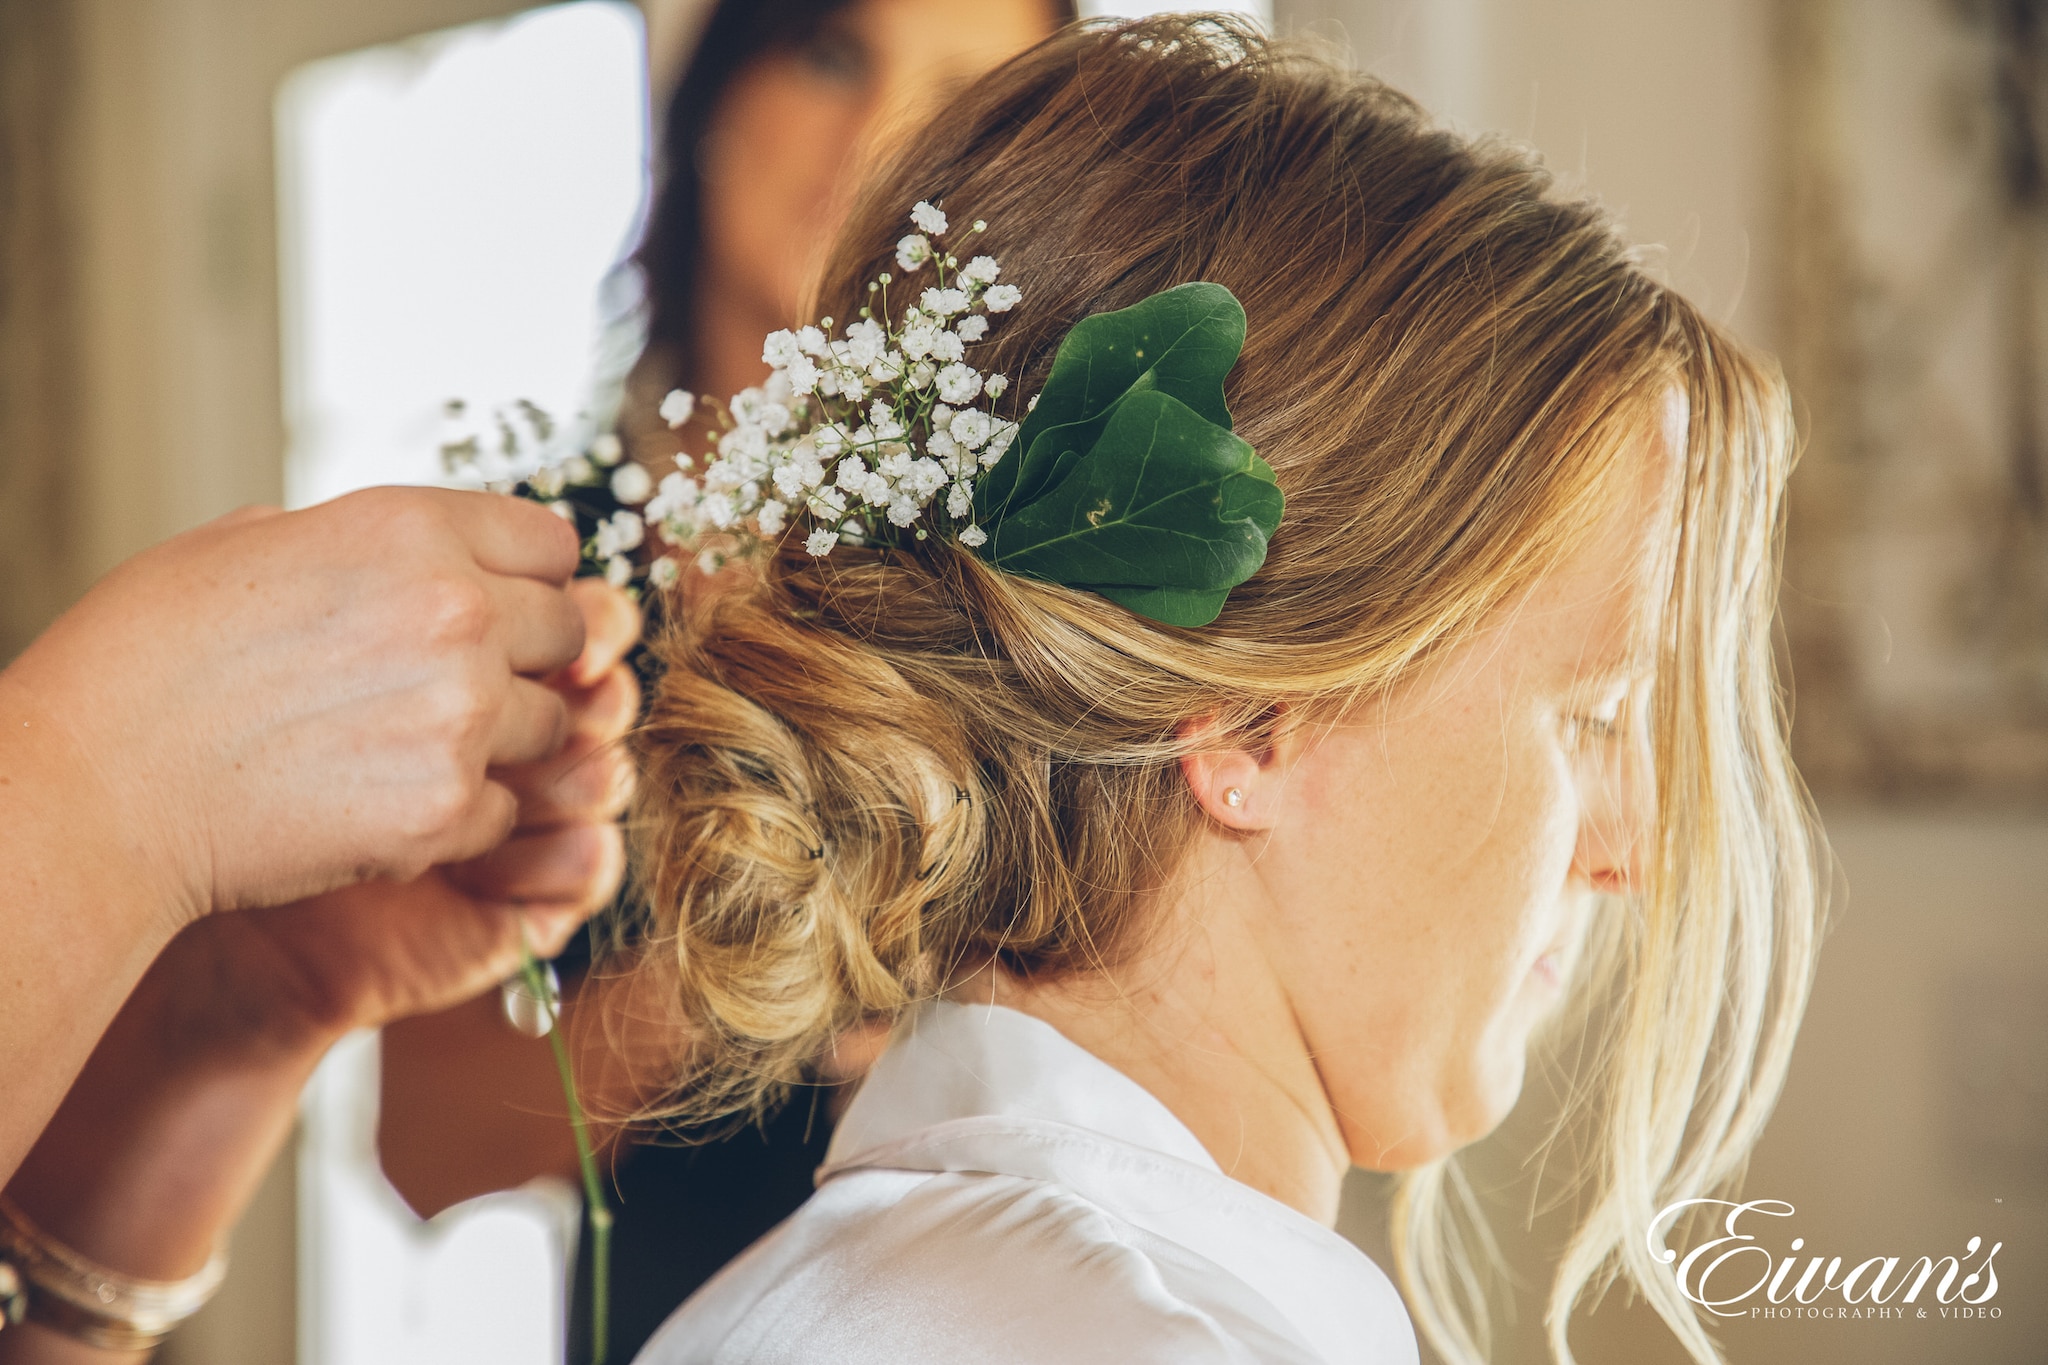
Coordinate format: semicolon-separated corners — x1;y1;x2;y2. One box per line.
986;388;1284;627
970;282;1281;628
977;282;1247;516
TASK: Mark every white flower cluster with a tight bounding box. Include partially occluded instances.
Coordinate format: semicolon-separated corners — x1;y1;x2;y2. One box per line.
641;202;1021;575
441;401;665;589
449;204;1023;592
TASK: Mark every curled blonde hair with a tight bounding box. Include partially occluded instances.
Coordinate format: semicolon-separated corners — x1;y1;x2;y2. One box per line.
631;18;1819;1364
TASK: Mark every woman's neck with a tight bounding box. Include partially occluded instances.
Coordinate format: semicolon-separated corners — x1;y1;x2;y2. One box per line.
980;834;1352;1224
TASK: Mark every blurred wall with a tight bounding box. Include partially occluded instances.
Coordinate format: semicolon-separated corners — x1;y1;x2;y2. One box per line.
0;0;85;663
1280;0;1776;348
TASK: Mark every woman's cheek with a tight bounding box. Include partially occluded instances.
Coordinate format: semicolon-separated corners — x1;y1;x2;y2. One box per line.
1444;726;1585;1137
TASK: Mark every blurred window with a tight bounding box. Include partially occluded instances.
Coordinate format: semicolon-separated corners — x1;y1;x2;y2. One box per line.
273;7;646;1363
277;1;647;510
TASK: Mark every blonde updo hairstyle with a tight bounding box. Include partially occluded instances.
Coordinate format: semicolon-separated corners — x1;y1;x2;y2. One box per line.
632;17;1819;1365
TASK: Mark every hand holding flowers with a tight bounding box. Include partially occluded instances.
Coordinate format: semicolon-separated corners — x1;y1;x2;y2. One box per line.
1;577;640;1305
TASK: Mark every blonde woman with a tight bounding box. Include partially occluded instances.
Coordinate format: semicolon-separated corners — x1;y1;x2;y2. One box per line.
0;17;1819;1365
628;16;1819;1365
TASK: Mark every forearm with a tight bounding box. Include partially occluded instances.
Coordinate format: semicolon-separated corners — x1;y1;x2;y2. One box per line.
0;1322;146;1365
0;677;189;1184
0;955;328;1364
6;1035;318;1278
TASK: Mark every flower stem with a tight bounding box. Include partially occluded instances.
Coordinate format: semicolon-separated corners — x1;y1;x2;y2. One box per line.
517;945;611;1365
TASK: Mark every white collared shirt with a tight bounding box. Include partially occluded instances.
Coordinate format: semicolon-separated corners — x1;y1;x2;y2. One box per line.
635;1001;1419;1364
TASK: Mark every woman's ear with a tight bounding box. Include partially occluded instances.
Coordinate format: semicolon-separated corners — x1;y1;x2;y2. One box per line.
1176;708;1291;831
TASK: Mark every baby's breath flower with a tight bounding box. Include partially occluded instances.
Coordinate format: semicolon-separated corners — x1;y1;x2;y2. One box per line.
762;329;803;369
594;509;645;558
949;409;993;449
699;491;737;530
920;287;969;318
546;499;577;522
645;471;695;524
610;463;653;504
982;421;1020;467
935;363;982;405
508;204;1033;589
909;458;948;497
719;424;768;463
844;318;886;368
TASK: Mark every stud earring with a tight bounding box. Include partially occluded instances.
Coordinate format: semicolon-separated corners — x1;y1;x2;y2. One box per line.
1223;787;1245;808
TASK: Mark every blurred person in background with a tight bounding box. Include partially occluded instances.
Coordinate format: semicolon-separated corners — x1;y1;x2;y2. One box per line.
377;2;1069;1359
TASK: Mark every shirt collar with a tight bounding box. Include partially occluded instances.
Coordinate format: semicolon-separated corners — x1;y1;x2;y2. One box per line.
825;999;1221;1175
820;1000;1420;1365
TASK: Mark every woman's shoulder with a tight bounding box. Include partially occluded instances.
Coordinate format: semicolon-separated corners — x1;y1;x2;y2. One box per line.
633;1166;1328;1364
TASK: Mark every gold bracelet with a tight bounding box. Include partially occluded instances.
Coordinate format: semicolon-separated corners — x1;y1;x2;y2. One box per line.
0;1193;227;1350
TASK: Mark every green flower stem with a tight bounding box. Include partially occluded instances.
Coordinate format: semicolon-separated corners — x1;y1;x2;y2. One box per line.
517;945;612;1365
